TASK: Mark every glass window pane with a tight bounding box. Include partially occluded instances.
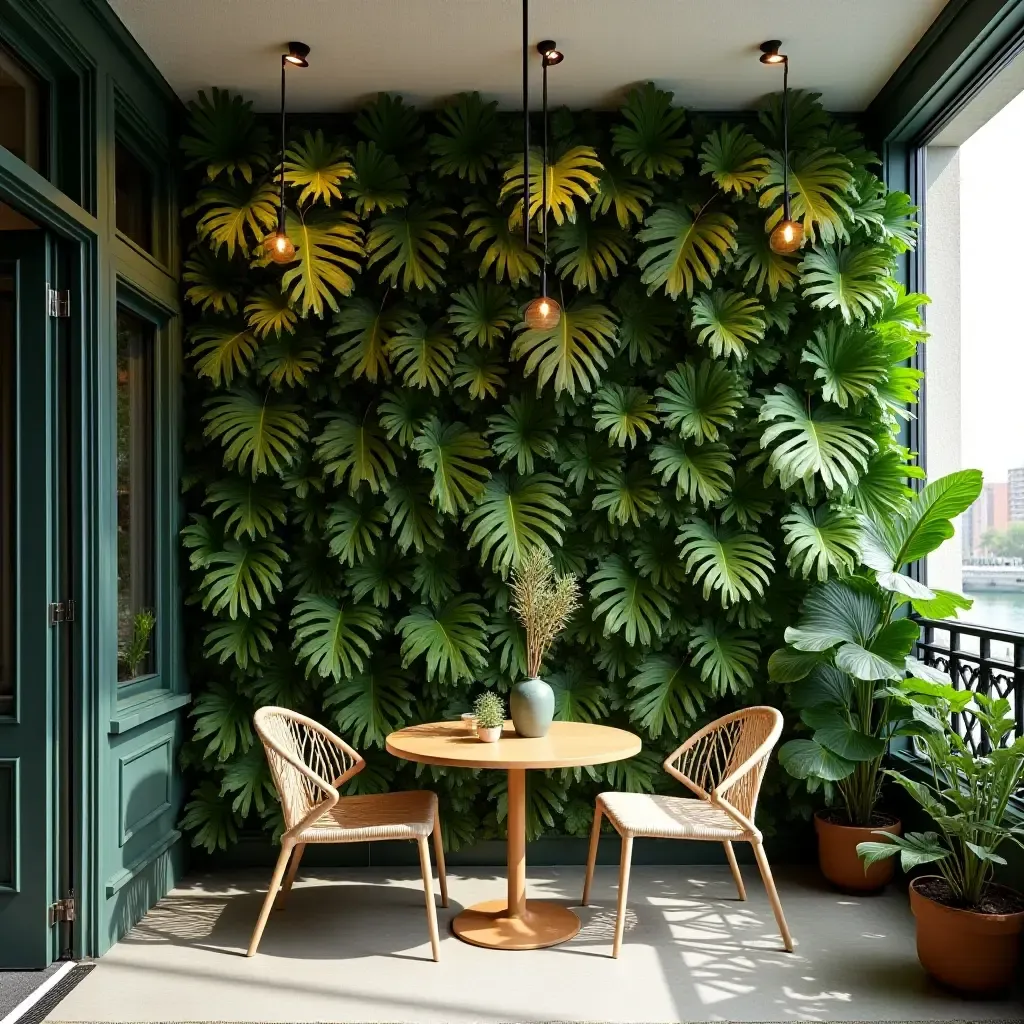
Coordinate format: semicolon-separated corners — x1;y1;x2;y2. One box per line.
0;271;14;715
0;44;45;173
115;140;154;254
116;307;156;682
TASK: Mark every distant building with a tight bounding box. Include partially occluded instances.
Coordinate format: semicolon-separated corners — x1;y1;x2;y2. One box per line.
1011;467;1024;522
966;481;1010;555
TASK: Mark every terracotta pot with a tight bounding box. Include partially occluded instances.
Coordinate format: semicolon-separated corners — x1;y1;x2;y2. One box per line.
476;724;502;743
910;876;1024;993
814;810;901;892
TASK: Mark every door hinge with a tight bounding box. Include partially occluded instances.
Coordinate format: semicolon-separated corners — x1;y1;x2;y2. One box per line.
48;600;75;626
47;286;71;318
49;893;77;926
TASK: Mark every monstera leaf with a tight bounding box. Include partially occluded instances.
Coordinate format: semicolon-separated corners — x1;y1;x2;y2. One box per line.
501;146;603;227
366;205;457;292
281;208;363;318
324;654;414;749
325;499;387;566
611;83;692;179
592;164;653;228
758;384;875;497
188;322;259;386
592;384;657;448
676;519;774;607
760;148;855;244
487;394;557;473
511;299;618;397
410;417;492;515
203;477;287;540
314;414;397;494
877;191;920;252
199;535;285;620
203;610;277;671
384;477;445;554
552;217;630;291
189;179;278;256
397;595;489;685
244;286;298;338
376;388;431;445
453;347;507;400
802;321;889;408
690;288;766;360
699;124;770;195
355;93;424;156
344;543;412;608
549;663;608;723
627;654;706;738
348;140;410;216
613;285;674;365
688;619;759;695
329;298;411;383
781;504;860;581
733;226;800;299
557;433;619;494
256;330;323;388
183;244;243;313
801;243;895;323
851;446;923;519
181;87;271;183
651;438;734;506
428;91;504;183
758;89;831;149
638;203;737;299
388;318;458;395
594;463;659;526
655;359;744;443
203;388;308;478
463;472;569;573
282;129;354;205
447;282;517;348
464;199;541;285
590;554;671;645
291;594;383;681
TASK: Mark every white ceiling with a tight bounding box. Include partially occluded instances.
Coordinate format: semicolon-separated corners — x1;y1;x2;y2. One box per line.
110;0;949;113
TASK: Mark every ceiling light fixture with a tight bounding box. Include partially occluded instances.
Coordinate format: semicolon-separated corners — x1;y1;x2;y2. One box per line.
523;25;563;331
759;39;804;255
262;41;310;264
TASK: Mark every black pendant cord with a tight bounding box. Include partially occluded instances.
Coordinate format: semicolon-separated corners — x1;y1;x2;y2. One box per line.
277;55;287;233
782;56;791;223
522;0;530;251
541;54;549;296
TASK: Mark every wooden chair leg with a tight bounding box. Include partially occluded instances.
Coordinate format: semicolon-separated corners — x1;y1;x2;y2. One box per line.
276;842;306;910
752;840;794;952
582;803;603;906
432;808;449;909
418;836;441;962
723;840;746;901
247;842;292;957
612;834;633;959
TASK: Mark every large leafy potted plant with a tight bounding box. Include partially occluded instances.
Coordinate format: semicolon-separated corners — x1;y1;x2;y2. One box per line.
770;470;982;891
858;692;1024;993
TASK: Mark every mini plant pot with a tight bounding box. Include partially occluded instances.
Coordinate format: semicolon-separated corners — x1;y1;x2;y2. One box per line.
815;810;901;892
909;876;1024;994
476;724;502;743
510;677;555;738
461;713;477;733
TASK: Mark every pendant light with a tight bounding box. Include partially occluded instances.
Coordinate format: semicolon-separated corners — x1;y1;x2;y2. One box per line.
262;41;310;264
521;4;562;330
760;40;804;255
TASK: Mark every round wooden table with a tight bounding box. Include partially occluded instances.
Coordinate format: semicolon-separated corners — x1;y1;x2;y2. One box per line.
386;719;641;950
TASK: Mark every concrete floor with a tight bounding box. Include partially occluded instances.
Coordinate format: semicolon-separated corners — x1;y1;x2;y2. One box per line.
49;865;1021;1023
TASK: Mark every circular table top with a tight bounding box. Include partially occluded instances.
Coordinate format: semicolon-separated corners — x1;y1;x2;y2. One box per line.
386;720;642;770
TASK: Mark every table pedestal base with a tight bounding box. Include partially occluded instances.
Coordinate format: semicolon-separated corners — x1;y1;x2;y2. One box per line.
451;899;581;950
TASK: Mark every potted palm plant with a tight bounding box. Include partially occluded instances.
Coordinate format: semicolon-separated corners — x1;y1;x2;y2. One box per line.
770;470;982;891
858;692;1024;993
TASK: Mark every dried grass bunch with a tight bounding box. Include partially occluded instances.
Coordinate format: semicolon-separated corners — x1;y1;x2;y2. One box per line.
509;548;581;679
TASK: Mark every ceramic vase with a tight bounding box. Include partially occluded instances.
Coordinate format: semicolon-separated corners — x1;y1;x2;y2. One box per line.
510;677;554;737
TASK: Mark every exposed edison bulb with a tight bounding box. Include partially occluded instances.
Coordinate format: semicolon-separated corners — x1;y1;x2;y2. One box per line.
263;231;296;264
770;219;804;255
523;296;561;330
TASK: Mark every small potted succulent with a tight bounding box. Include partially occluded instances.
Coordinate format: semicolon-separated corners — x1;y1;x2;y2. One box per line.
858;691;1024;994
508;547;580;738
473;692;506;743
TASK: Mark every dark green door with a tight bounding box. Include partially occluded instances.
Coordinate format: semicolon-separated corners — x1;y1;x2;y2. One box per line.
0;228;71;968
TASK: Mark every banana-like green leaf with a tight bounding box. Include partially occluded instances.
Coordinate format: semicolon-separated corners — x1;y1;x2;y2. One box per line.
760;148;855;245
781;504;859;581
638;203;737;299
181;88;271;183
835;618;920;682
655;359;744;443
592;164;653;228
611;83;692;179
501;146;603;227
203;477;287;540
447;282;517;348
690;288;766;360
410;417;492;515
314;414;397;494
397;595;489;685
592;383;657;448
590;554;671;645
699;124;770;195
800;243;895;323
387;318;458;395
688;618;759;695
783;579;879;652
282;129;354;205
348;140;410;216
200;536;286;619
677;519;774;607
551;217;630;291
291;594;383;681
802;321;889;408
281;208;363;318
203;388;308;478
188;322;260;386
428;91;504;183
464;199;541;285
366;205;457;292
245;286;298;338
778;738;855;782
329;298;411;383
627;654;706;738
324;653;414;748
651;438;734;507
487;394;558;474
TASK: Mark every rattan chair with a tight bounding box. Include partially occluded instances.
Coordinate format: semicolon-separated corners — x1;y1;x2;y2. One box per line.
248;707;448;960
582;706;793;958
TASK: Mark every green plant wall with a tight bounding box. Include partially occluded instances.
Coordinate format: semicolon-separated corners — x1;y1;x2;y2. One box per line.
177;84;925;852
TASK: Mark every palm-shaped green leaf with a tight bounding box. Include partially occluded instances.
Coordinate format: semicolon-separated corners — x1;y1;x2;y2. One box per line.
692;292;765;365
549;662;608;723
348;140;410;216
800;243;895;323
592;383;657;448
487;394;557;473
781;504;859;581
699;124;770;195
511;299;618;397
329;298;410;383
411;550;458;606
447;282;517;348
592;164;653;228
428;92;504;183
627;654;706;738
613;285;674;366
464;199;541;285
463;472;569;574
203;477;287;539
219;745;275;817
282;129;354;205
377;388;431;445
325;499;387;567
638;203;737;299
655;359;744;443
758;385;875;497
256;330;323;388
760;149;855;244
651;438;734;506
594;463;659;526
384;477;445;554
203;388;308;478
501;146;603;227
244;286;298;338
182;780;240;852
758;89;831;149
324;653;414;748
203;610;277;670
314;414;397;494
453;347;507;400
802;321;889;407
410;417;491;515
190;179;278;256
200;536;286;618
388;318;457;395
611;83;692;179
291;594;383;681
344;542;411;608
191;681;255;761
280;208;363;317
181;88;271;183
878;191;919;252
398;595;489;685
851;446;923;519
688;619;759;695
366;205;457;292
557;433;619;494
590;554;671;645
183;244;242;313
677;519;774;607
733;226;800;299
551;217;630;291
187;322;259;386
354;93;423;155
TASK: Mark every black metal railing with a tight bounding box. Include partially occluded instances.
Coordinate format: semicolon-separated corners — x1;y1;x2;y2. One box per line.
914;617;1024;755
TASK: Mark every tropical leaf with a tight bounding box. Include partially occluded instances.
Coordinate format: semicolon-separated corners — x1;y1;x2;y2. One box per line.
354;93;423;155
348;140;409;216
323;653;414;748
464;199;541;285
851;446;923;519
410;417;492;515
781;504;859;581
428;92;504;183
655;359;744;443
590;554;671;645
592;384;657;448
733;226;800;299
557;433;619;494
256;330;323;388
397;595;489;685
190;179;278;256
199;536;286;618
690;288;766;360
366;205;457;292
699;124;770;195
244;286;298;339
183;244;242;313
181;88;271;183
384;477;445;554
801;243;895;323
611;83;692;178
313;414;397;494
219;745;275;817
651;438;734;507
280;208;363;317
453;346;507;400
613;286;674;366
760;148;855;244
203;388;308;478
511;299;618;397
188;322;259;386
487;394;557;473
282;129;354;205
329;298;410;383
291;594;383;681
688;619;759;695
203;610;277;670
676;519;774;607
203;477;287;540
551;217;630;291
325;499;387;567
757;89;831;149
592;164;653;228
387;318;458;395
550;663;608;723
183;780;240;853
627;654;706;738
802;321;889;407
593;463;659;526
638;203;737;299
377;388;431;445
501;146;603;227
878;191;919;252
447;282;517;348
344;542;411;608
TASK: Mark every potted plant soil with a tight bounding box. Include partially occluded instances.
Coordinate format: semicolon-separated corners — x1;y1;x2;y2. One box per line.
770;470;982;892
858;691;1024;994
